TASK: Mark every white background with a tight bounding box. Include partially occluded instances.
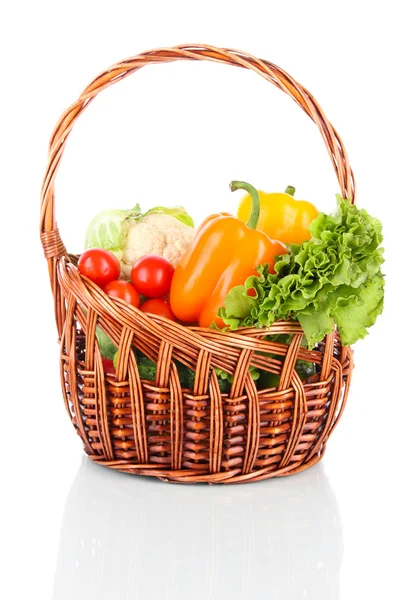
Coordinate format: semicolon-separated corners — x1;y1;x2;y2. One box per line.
1;1;416;598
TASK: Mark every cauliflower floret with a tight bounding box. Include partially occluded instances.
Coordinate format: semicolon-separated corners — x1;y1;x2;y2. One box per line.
120;213;195;279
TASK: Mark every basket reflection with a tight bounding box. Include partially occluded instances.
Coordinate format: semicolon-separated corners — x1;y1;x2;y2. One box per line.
52;457;343;599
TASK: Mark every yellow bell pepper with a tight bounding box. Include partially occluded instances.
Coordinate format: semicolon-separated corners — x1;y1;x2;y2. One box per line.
237;185;318;245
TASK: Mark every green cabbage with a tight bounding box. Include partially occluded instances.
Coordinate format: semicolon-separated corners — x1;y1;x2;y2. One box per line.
218;197;385;348
84;205;142;259
141;206;194;227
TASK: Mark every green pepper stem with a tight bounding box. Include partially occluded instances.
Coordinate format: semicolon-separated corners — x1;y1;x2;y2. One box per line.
285;185;296;196
229;180;260;229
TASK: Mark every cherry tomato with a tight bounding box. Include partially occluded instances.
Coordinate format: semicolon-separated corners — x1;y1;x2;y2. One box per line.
78;248;120;288
102;357;116;375
141;298;176;321
103;280;141;309
131;255;175;298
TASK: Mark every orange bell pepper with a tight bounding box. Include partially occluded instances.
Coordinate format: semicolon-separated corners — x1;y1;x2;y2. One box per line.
170;181;288;328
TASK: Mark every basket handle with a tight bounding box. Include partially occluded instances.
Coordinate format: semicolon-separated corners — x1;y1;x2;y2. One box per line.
40;43;355;270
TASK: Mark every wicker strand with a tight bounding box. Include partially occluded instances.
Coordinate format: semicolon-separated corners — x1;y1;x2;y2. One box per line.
40;229;66;259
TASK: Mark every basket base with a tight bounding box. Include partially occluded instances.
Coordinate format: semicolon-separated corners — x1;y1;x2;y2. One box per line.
85;447;326;484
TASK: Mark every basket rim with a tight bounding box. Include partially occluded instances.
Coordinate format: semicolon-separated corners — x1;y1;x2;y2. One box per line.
58;254;330;356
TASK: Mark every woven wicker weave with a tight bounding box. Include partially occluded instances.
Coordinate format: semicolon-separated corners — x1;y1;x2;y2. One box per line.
40;45;354;483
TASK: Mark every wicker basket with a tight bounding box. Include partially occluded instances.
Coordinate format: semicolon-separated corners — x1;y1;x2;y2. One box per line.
40;45;354;484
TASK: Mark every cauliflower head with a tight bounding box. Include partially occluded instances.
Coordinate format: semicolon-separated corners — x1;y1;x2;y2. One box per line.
121;213;195;279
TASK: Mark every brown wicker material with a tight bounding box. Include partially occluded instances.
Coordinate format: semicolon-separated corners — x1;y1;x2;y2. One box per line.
40;45;354;483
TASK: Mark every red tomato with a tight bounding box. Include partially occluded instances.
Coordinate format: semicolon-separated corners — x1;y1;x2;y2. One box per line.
78;248;120;288
103;280;141;308
141;298;176;321
102;357;116;374
131;255;175;298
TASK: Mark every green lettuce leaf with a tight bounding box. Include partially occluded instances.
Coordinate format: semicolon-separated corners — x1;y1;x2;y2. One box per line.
329;276;385;345
217;285;258;327
297;310;335;348
219;197;385;348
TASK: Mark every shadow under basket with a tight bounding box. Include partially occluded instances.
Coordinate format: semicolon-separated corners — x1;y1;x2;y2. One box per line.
41;45;355;484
